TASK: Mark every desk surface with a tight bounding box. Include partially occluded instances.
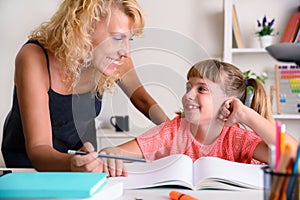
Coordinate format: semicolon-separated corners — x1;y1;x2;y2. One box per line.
117;187;263;200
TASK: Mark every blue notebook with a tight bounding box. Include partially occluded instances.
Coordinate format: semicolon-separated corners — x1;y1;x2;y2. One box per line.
0;172;107;198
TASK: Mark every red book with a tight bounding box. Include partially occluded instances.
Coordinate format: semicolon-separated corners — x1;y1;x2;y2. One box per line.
280;12;300;43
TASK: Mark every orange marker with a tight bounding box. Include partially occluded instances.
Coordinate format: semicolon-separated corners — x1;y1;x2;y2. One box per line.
169;190;198;200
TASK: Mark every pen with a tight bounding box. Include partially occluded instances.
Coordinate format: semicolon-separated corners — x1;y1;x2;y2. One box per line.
280;124;286;155
67;150;148;163
169;190;198;200
275;121;281;171
268;145;276;171
269;143;293;200
286;142;300;200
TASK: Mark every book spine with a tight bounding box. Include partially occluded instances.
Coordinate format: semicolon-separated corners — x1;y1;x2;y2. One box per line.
280;12;300;43
292;22;300;43
232;4;243;48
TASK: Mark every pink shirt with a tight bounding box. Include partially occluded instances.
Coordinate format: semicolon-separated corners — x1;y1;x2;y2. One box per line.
136;116;262;164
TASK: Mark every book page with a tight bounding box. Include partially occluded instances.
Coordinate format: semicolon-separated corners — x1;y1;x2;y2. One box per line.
193;157;264;190
111;154;194;189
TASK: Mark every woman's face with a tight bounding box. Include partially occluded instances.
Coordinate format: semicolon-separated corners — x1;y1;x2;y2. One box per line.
182;77;226;125
91;7;134;76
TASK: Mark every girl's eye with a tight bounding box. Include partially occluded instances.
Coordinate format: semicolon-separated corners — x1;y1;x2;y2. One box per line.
198;86;208;93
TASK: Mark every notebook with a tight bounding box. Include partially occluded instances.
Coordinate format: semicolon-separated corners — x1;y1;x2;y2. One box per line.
111;154;265;191
0;172;108;198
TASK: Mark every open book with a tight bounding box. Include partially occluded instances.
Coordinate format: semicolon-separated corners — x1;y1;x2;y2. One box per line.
111;154;265;191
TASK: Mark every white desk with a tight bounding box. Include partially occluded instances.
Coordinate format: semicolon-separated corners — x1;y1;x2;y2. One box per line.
117;187;263;200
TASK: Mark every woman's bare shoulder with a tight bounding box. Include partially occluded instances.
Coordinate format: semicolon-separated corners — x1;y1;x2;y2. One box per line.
14;42;50;90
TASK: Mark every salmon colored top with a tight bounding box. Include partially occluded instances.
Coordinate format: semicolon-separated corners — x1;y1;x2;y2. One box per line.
136;116;262;164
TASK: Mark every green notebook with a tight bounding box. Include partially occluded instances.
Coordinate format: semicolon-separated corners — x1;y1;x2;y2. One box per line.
0;172;107;198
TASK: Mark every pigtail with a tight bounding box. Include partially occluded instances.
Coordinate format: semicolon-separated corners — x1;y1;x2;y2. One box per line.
247;78;274;123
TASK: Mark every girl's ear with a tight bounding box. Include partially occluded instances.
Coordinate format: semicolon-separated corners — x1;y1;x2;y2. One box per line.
223;96;234;101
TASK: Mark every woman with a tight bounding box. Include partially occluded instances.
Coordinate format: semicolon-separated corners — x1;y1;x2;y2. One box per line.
2;0;168;171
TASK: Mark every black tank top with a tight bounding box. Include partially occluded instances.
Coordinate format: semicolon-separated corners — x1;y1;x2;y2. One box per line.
1;40;102;168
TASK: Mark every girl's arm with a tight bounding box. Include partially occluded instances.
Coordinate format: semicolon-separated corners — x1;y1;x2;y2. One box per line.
222;97;298;162
99;139;143;177
117;57;169;125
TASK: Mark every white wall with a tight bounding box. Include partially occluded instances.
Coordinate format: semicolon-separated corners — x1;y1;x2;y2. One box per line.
1;0;299;167
99;0;224;129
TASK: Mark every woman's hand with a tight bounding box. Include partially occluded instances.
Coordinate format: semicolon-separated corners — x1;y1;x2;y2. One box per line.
99;147;128;177
69;142;103;172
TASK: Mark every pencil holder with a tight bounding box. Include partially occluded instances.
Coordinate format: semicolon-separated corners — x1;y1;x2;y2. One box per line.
262;166;299;200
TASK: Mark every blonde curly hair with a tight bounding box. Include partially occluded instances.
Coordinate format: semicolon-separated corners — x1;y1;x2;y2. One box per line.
29;0;144;95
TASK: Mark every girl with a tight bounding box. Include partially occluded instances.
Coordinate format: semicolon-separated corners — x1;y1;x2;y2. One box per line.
100;59;298;177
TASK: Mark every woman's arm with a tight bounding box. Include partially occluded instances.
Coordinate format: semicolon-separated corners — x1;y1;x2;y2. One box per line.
117;57;169;125
15;44;101;171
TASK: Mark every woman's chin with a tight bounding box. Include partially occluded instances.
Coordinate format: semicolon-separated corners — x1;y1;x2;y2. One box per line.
102;67;116;76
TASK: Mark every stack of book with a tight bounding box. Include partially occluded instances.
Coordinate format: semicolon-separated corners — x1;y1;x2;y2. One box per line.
0;171;123;199
281;8;300;43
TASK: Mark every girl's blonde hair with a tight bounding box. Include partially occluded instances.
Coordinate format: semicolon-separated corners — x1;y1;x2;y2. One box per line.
187;59;274;122
29;0;144;95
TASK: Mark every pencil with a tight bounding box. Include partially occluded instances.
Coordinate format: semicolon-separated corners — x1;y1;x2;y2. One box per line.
67;150;148;163
275;121;281;171
280;124;286;156
286;142;300;199
279;158;293;200
269;143;293;200
268;145;276;171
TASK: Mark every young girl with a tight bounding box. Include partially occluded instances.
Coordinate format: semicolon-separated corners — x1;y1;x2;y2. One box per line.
100;59;298;177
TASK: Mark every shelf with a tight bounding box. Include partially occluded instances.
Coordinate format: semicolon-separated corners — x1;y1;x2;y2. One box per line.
273;114;300;119
231;48;267;54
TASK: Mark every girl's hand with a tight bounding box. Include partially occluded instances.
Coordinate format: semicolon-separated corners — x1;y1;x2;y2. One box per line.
99;147;128;177
219;97;247;127
69;142;103;172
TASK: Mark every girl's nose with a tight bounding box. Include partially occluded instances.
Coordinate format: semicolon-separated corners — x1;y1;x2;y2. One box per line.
185;89;196;100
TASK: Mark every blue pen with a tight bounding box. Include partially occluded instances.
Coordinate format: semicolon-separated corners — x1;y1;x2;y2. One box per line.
286;143;300;200
67;150;148;163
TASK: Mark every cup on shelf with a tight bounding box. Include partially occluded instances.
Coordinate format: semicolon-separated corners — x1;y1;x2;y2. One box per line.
110;115;129;132
262;166;299;200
